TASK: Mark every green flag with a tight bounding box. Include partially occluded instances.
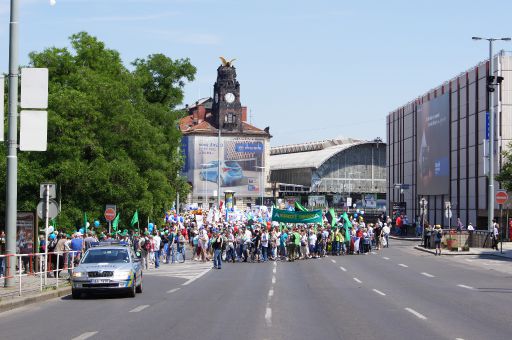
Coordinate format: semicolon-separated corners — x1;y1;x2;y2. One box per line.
112;213;120;231
83;212;87;228
329;208;337;228
294;201;308;212
130;210;139;227
342;212;352;241
50;218;57;228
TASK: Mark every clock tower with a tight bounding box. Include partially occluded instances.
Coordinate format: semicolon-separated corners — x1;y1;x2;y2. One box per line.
212;63;243;132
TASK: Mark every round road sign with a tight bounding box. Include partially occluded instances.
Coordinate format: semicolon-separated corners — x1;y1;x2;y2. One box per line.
104;208;116;221
496;190;508;205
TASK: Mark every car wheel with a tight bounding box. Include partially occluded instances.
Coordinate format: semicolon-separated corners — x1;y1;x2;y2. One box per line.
71;289;81;299
136;274;143;294
128;276;136;298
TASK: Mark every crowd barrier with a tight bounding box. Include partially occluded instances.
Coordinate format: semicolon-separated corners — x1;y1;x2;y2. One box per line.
0;250;81;296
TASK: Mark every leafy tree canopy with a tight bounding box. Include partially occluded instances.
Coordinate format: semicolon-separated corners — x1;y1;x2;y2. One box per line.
0;32;195;233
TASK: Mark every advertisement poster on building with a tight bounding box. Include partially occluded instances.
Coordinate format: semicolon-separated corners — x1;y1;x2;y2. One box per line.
308;195;326;208
363;194;377;208
332;194;346;207
417;93;450;195
284;196;298;210
182;135;265;197
17;212;35;254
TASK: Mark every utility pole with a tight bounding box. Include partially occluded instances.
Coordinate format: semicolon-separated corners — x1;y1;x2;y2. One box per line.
4;0;20;288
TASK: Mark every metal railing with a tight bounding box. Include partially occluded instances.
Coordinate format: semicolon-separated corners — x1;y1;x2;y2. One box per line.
0;250;81;297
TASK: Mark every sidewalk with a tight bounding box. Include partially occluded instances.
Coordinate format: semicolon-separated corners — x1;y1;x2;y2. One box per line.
413;242;512;259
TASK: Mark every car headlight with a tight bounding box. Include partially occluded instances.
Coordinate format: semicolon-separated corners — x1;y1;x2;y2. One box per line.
114;270;132;279
72;271;85;278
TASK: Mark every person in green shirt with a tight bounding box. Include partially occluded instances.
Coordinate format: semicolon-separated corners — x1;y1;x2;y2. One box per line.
293;229;301;260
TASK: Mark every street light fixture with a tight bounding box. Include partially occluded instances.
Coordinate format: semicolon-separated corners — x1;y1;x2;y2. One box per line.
473;36;511;231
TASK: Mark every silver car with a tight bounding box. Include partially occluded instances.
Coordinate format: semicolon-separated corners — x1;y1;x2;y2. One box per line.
71;243;143;299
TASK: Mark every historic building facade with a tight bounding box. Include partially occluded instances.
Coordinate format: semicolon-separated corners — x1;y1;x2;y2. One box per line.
180;61;271;208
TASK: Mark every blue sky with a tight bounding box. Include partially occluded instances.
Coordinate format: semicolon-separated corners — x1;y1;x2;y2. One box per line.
1;0;512;146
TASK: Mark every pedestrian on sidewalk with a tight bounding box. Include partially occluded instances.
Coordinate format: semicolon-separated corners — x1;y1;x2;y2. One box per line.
492;221;500;251
424;225;432;249
434;225;443;256
212;230;223;269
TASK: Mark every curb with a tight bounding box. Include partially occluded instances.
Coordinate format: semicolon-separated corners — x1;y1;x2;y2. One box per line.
0;286;71;314
390;236;422;241
413;245;511;257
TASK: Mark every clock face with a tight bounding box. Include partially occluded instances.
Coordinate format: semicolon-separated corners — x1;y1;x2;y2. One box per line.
224;92;235;103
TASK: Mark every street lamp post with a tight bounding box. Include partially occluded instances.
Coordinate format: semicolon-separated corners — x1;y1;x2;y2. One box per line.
255;166;265;206
4;0;20;288
472;36;511;231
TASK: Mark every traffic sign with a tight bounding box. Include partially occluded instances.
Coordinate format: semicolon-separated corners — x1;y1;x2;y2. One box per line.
37;199;60;219
104;206;116;221
496;190;508;205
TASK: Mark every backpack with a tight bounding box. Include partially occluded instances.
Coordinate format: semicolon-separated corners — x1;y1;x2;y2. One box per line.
143;238;151;251
289;233;295;244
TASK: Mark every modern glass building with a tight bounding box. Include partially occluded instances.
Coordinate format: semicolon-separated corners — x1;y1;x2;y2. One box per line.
387;51;512;229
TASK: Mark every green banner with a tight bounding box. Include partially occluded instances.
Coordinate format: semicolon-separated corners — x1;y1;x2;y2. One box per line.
271;208;323;224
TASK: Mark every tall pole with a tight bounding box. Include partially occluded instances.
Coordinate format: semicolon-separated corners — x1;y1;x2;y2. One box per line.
4;0;20;288
488;39;495;232
217;118;221;209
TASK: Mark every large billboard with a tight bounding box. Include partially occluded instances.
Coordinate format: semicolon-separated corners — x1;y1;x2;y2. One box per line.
182;135;266;197
417;93;450;195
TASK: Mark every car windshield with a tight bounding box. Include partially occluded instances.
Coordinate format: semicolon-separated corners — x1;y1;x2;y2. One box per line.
224;161;239;167
82;249;130;264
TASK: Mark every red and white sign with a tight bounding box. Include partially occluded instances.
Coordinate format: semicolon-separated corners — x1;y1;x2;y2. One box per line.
496;190;508;205
104;207;116;221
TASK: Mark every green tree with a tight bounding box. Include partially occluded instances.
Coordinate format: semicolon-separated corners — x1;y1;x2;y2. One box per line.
0;32;195;233
496;147;512;191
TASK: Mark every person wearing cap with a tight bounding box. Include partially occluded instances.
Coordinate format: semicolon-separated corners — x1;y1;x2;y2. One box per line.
434;225;443;255
70;232;83;266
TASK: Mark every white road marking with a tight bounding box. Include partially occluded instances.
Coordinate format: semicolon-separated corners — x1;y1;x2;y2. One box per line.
457;284;474;290
273;261;277;267
167;288;181;294
71;332;98;340
398;263;408;268
272;267;276;274
421;272;435;278
129;305;150;313
465;259;474;262
331;259;336;263
372;289;386;296
353;277;362;283
405;307;427;320
272;276;276;284
268;289;274;298
455;338;465;340
339;266;347;272
265;307;272;327
383;256;390;260
182;267;211;286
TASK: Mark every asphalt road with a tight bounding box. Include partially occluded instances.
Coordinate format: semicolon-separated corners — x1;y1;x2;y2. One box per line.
1;241;511;340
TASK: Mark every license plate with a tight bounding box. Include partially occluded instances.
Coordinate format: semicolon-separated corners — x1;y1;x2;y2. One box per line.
91;279;110;284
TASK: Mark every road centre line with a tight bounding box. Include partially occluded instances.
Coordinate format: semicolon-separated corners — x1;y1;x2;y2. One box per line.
353;277;362;283
272;267;276;274
339;266;347;272
405;307;427;320
398;263;408;268
383;257;390;260
457;284;474;290
372;289;386;296
71;332;98;340
129;305;150;313
272;276;276;284
331;259;336;263
167;288;181;294
265;307;272;327
421;272;435;278
182;267;211;286
268;289;274;298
